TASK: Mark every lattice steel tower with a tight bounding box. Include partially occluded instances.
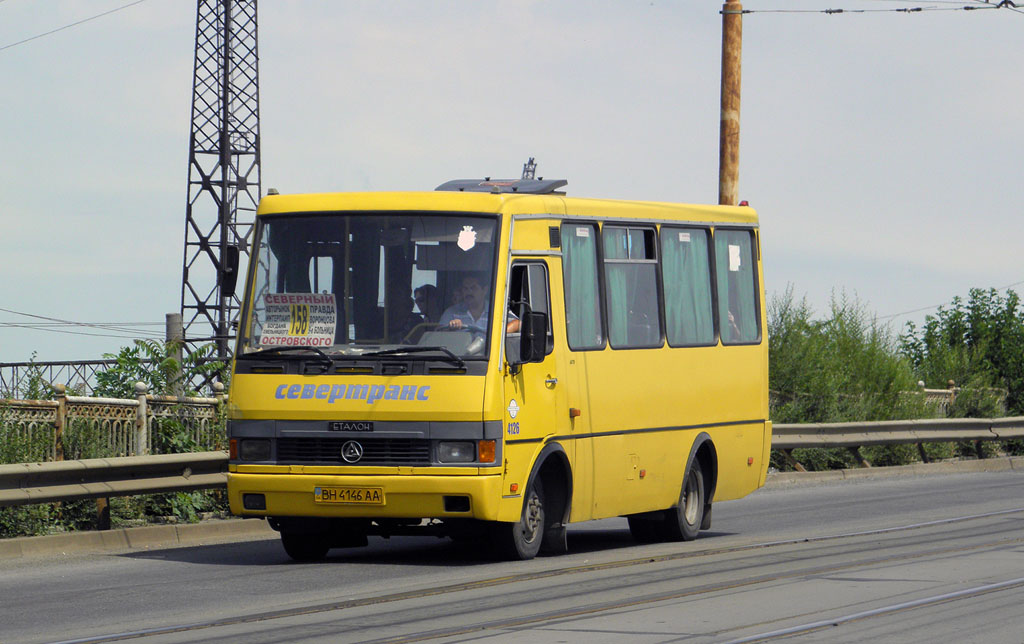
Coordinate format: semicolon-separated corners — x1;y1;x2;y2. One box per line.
181;0;260;359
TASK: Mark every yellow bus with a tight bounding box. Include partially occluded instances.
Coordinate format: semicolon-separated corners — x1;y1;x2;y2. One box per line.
226;175;770;561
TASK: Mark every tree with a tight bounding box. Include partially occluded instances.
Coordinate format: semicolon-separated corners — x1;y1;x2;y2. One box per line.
93;340;224;399
900;288;1023;416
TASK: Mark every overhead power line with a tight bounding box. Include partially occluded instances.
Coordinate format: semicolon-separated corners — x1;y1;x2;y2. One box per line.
879;279;1024;321
0;0;150;54
0;306;165;339
739;0;1022;15
0;323;163;341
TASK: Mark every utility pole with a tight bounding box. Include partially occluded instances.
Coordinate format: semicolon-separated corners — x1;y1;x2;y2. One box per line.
719;0;743;206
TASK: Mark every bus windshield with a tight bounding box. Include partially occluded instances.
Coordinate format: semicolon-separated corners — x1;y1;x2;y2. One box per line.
238;212;499;360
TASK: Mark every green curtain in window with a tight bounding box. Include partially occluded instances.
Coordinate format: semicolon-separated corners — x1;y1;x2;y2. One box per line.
715;230;759;343
602;227;629;347
561;225;602;349
661;229;714;345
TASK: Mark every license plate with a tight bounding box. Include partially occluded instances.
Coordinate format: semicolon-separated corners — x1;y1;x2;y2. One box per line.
314;486;385;505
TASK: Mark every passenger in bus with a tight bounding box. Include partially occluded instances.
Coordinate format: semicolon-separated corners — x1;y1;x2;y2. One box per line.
413;284;442;323
446;281;465;311
388;291;424;343
727;310;742;342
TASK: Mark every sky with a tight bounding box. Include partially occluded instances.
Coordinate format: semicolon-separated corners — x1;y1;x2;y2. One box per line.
1;0;1022;365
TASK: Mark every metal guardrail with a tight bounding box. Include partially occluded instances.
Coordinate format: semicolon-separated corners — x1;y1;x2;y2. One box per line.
0;452;227;507
772;417;1024;449
2;417;1024;508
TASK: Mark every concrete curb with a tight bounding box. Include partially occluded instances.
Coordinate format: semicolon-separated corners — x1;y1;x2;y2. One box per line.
0;516;275;561
764;455;1024;488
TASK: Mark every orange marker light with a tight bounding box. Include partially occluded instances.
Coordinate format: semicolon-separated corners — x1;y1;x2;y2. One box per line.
639;469;646;479
510;483;519;494
569;408;582;418
478;440;496;464
747;457;754;466
229;439;238;460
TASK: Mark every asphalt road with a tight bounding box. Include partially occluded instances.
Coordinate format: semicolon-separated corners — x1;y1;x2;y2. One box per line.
2;470;1023;644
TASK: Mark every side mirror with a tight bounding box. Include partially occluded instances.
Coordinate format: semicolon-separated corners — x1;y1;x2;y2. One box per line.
221;244;241;298
519;312;547;364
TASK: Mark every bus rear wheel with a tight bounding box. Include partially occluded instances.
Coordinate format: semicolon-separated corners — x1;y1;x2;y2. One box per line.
281;532;331;562
490;479;545;560
662;460;705;541
627;516;660;543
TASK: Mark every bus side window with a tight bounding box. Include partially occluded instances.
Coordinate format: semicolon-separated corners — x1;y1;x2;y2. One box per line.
507;263;553;356
714;229;761;344
602;226;662;349
661;227;715;346
561;223;604;350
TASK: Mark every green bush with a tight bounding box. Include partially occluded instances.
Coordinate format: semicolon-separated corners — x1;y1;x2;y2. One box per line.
0;505;54;539
1003;440;1024;456
769;289;932;470
0;405;52;464
770;289;931;425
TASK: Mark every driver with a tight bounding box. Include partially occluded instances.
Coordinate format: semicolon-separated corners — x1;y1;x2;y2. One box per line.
439;273;521;334
439;274;489;332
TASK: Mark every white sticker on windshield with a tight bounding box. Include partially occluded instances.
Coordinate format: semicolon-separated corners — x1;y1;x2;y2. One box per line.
457;226;477;251
678;232;691;243
728;244;742;272
260;293;337;347
576;227;589;238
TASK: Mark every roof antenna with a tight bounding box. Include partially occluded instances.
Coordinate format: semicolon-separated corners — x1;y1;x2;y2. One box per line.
521;157;537;180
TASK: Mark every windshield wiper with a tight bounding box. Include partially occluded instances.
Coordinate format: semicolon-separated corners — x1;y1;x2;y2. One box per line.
360;346;465;368
239;346;334;369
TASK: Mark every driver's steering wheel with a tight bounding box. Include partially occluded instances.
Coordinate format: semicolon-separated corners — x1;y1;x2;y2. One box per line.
401;321;439;344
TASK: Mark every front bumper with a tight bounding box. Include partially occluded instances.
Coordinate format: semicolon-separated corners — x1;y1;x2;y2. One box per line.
228;470;505;521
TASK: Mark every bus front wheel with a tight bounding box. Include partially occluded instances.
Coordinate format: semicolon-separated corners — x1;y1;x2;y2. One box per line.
662;460;705;541
490;479;545;560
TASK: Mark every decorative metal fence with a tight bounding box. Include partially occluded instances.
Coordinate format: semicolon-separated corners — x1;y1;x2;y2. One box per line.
922;388;955;416
0;383;226;463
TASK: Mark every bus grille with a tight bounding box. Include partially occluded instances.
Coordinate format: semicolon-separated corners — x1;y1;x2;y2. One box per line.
276;437;432;465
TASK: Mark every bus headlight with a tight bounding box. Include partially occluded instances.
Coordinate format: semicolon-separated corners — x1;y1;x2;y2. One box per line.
239;439;271;461
437;441;476;463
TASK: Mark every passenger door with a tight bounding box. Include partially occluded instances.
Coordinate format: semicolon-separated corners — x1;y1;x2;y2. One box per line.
501;261;571;496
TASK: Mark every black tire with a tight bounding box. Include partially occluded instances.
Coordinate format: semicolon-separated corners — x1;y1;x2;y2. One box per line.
627;516;661;543
281;532;331;562
661;460;705;542
490;479;545;560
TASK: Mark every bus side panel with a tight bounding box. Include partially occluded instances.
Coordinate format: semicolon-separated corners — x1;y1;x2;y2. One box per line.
588;429;689;519
697;345;766;501
564;351;594;523
495;441;545;522
583;343;765;519
584;349;690;519
703;421;764;502
759;421;773;488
